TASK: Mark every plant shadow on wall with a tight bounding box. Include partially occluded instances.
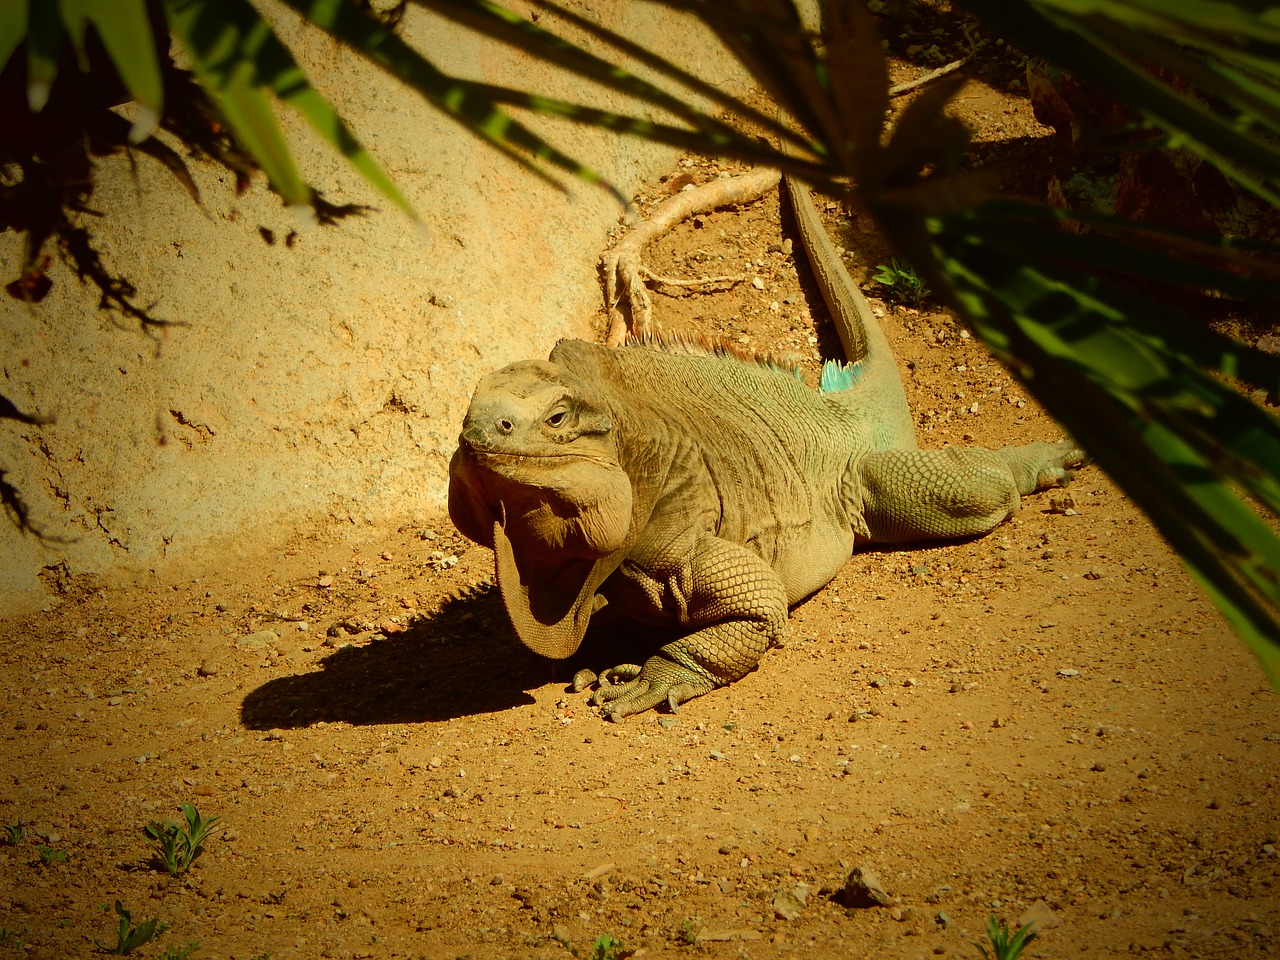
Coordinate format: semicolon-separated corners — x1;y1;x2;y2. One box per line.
239;583;669;728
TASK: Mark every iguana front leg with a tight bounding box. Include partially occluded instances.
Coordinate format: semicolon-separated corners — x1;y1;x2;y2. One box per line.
575;534;788;720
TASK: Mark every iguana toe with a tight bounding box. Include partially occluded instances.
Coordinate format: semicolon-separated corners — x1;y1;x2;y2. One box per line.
599;664;642;685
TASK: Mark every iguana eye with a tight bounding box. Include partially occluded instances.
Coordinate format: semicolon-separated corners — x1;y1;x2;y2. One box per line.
546;410;568;428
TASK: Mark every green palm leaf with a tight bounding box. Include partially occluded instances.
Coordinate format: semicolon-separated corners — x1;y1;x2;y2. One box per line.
163;0;412;216
932;214;1280;681
960;0;1280;204
63;0;163;141
23;0;59;110
0;1;26;76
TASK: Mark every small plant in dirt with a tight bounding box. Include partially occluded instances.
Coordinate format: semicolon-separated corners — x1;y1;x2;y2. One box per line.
143;805;220;876
591;932;630;960
2;822;23;846
677;917;702;945
974;915;1038;960
36;844;68;865
873;258;929;306
549;931;630;959
95;901;167;955
0;924;30;949
160;941;199;959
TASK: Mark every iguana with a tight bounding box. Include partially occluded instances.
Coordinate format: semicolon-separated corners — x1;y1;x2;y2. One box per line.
448;173;1086;720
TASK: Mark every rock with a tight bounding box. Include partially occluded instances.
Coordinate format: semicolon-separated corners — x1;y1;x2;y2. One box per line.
236;630;278;651
698;928;763;942
833;866;893;909
772;882;811;920
197;658;222;677
1018;899;1061;931
1257;334;1280;355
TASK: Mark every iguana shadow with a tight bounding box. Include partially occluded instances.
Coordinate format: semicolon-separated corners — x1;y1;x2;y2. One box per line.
239;583;667;729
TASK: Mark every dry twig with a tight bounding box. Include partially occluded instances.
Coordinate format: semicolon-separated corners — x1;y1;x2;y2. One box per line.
600;54;968;344
602;167;780;345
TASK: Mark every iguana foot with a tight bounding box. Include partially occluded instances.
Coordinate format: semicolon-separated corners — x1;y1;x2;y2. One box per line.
1014;440;1089;491
575;656;717;721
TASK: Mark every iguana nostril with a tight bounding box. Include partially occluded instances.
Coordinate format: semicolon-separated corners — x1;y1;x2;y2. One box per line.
496;418;514;434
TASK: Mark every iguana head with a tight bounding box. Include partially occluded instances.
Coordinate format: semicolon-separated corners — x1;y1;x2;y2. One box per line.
458;359;618;486
450;357;636;658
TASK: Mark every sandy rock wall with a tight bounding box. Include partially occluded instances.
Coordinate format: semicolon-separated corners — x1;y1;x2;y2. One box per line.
0;3;746;612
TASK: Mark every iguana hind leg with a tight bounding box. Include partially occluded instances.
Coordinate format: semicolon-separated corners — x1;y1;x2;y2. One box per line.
859;440;1086;543
577;534;788;720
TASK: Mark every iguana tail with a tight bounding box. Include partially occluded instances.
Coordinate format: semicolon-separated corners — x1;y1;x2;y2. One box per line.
785;172;916;451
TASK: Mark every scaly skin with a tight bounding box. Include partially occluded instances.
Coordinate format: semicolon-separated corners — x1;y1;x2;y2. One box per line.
448;178;1087;721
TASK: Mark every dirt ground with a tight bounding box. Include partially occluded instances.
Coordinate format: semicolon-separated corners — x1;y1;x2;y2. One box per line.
3;25;1280;960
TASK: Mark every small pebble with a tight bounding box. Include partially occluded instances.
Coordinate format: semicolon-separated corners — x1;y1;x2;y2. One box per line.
772;882;810;921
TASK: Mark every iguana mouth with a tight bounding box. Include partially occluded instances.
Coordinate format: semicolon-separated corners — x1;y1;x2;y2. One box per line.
460;441;614;468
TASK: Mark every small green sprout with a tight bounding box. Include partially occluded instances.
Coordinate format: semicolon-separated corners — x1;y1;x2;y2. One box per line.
678;917;701;945
2;822;23;846
95;901;167;955
873;258;929;306
143;804;221;876
0;924;30;948
591;933;628;960
160;941;199;959
36;844;68;864
974;915;1038;960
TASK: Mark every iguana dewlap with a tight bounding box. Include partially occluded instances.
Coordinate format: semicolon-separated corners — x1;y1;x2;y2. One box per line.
449;337;1085;720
